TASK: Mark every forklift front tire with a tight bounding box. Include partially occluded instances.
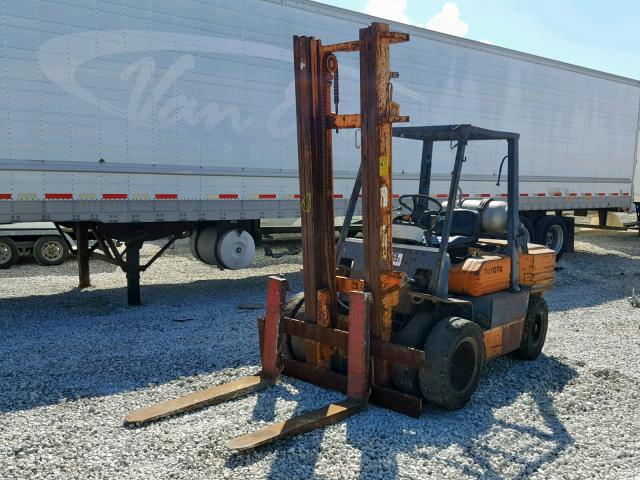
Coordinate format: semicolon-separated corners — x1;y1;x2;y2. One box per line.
514;296;548;360
283;292;307;362
419;317;484;410
390;311;439;395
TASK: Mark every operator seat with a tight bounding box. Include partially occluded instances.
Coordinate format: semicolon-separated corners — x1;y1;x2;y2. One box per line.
433;209;480;253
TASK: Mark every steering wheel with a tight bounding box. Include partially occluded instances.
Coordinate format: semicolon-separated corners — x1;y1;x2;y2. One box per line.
396;194;443;229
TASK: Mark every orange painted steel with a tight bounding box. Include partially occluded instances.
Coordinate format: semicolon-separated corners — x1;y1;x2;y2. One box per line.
326;113;362;129
448;254;512;297
483;318;526;361
358;23;409;387
335;275;365;293
293;34;337;368
346;291;372;400
262;276;288;378
452;241;556;294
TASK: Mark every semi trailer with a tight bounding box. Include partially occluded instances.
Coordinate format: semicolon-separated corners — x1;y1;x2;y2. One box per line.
0;0;638;301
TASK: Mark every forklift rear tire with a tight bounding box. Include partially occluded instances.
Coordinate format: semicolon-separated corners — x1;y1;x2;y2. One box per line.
0;237;19;269
514;296;548;360
419;317;484;410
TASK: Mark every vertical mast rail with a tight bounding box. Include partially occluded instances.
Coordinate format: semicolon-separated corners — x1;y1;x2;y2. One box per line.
359;23;409;386
293;36;338;367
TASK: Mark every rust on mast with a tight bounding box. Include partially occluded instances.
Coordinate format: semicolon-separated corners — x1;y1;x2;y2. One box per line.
125;23;418;453
358;23;409;386
293;35;338;367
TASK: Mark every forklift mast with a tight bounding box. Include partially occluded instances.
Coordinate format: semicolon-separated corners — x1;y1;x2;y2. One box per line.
293;23;410;385
126;26;425;450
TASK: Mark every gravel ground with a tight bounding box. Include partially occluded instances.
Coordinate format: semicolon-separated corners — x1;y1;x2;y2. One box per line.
1;228;640;479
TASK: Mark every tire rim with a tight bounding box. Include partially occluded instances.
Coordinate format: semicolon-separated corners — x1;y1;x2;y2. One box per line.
216;229;255;269
545;224;564;254
522;226;531;244
0;242;11;264
450;339;477;392
40;241;64;262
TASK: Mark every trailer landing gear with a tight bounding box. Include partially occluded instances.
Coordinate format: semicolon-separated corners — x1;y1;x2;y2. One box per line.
63;222;191;306
75;223;91;289
125;240;142;307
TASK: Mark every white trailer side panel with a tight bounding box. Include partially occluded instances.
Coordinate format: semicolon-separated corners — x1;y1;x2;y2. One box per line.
1;0;638;224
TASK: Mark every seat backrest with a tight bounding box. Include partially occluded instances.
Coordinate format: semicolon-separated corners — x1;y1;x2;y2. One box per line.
392;223;426;244
436;209;480;239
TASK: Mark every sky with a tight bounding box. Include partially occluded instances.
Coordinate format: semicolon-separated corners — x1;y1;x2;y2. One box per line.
314;0;639;80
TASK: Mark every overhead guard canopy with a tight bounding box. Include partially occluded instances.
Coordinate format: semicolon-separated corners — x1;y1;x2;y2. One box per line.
393;124;519;142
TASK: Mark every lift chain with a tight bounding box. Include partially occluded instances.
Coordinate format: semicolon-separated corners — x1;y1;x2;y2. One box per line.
333;66;339;133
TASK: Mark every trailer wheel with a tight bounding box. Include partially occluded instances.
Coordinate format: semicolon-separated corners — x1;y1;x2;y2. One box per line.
194;226;219;266
520;216;535;244
216;229;256;269
534;215;567;260
419;317;484;410
189;228;201;261
33;235;69;266
514;296;548;360
0;237;19;269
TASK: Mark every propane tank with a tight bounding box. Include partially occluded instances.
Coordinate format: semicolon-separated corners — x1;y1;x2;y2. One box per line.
461;198;508;234
443;198;509;235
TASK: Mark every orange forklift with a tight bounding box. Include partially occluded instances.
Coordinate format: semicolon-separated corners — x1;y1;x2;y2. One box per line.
125;23;555;451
